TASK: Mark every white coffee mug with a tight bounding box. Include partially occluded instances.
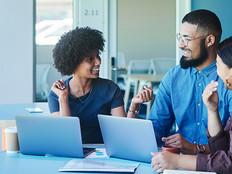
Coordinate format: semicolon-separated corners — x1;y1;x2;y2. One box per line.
4;127;19;153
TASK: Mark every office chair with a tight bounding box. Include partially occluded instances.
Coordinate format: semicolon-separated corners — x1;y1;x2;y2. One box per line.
150;57;176;94
36;63;70;101
122;60;152;117
150;57;176;75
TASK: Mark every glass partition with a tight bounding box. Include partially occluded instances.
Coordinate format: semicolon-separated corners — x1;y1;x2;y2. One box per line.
35;0;73;102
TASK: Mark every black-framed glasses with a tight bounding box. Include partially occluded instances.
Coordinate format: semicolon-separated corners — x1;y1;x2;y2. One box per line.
176;33;209;46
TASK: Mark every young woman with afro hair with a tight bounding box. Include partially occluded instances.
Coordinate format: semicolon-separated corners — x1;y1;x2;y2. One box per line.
48;27;153;144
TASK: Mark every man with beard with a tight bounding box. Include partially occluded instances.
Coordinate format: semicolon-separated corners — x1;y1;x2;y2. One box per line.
148;9;232;155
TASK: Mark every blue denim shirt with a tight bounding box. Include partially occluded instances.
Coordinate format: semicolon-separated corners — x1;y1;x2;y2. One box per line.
148;61;232;146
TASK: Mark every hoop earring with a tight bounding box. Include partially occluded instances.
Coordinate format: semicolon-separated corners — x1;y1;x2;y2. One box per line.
226;77;232;86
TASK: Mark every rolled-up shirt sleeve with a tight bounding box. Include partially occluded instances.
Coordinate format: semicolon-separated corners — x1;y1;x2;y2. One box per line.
207;128;230;153
196;116;232;173
207;116;231;153
197;151;232;174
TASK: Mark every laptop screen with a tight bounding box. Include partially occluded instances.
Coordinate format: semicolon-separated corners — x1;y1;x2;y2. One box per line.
15;115;94;158
98;114;158;163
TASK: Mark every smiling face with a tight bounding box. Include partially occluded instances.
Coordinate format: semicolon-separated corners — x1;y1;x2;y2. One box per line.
74;50;101;79
216;55;232;89
178;22;209;69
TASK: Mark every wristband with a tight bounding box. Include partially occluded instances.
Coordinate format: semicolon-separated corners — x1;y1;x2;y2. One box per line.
128;109;140;114
196;143;205;154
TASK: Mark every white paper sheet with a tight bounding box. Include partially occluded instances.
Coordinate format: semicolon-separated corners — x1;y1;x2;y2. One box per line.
59;159;139;172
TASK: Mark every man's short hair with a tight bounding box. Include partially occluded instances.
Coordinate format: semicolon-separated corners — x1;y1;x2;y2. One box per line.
182;9;222;43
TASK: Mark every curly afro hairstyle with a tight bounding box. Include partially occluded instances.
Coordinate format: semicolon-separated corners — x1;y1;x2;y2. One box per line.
53;27;105;76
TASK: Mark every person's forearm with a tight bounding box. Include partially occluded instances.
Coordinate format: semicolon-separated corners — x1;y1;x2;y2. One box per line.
203;145;211;154
59;95;71;116
207;109;223;137
178;155;196;170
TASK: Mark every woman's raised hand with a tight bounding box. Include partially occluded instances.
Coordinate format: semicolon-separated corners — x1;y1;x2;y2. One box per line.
131;85;153;104
51;79;69;98
202;80;219;113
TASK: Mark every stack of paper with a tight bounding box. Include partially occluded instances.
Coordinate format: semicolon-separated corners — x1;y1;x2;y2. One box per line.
59;159;139;172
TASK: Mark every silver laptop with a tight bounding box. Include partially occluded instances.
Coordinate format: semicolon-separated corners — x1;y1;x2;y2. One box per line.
98;114;158;163
15;115;95;158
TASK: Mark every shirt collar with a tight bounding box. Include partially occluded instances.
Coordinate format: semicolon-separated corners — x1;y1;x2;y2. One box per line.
192;61;216;77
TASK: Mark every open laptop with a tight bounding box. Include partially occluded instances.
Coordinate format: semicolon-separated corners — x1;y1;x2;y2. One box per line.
15;115;95;158
98;114;158;163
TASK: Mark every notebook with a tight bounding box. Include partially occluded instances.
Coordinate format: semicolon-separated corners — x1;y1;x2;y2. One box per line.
59;159;139;172
15;115;95;158
98;114;158;163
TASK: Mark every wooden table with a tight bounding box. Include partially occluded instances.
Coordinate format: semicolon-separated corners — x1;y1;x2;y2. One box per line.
121;74;164;119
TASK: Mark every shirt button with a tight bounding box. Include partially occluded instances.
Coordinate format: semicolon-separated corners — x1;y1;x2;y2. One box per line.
198;103;200;106
197;122;200;125
199;83;201;86
199;71;201;73
193;141;196;144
